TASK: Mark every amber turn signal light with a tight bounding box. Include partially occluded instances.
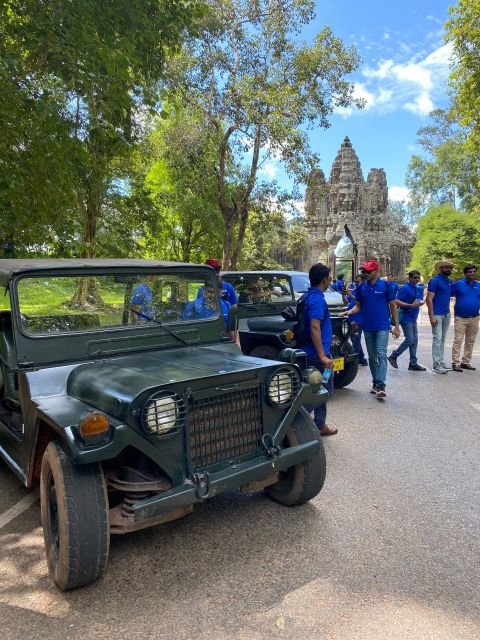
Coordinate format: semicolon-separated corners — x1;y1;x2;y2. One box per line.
79;412;110;438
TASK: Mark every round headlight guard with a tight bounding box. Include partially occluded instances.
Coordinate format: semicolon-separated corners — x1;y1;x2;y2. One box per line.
142;392;185;435
267;368;301;406
341;319;350;337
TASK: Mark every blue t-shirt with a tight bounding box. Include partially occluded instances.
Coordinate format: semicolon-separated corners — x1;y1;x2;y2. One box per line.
335;279;344;293
182;296;230;327
299;288;332;357
347;284;363;325
451;278;480;317
428;274;452;315
389;281;399;297
398;282;419;323
131;283;154;320
355;278;395;331
220;280;238;305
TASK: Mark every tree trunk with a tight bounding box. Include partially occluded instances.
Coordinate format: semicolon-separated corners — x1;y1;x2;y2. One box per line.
230;204;249;269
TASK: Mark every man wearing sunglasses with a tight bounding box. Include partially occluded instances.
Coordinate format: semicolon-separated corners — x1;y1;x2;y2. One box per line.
450;264;480;372
342;259;400;398
426;260;454;373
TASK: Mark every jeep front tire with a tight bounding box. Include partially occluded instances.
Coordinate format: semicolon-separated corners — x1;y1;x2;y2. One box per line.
40;440;110;590
265;409;326;506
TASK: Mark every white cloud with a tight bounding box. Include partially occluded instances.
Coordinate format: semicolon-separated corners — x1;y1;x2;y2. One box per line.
259;162;278;179
358;42;453;118
404;92;434;116
389;186;410;202
383;32;390;40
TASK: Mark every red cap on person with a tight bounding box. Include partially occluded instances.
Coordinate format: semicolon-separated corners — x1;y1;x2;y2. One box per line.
205;258;222;271
361;259;380;271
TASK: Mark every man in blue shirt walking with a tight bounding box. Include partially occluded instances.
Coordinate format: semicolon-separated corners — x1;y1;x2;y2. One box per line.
426;260;453;373
298;262;337;436
342;259;400;398
450;264;480;371
387;270;426;371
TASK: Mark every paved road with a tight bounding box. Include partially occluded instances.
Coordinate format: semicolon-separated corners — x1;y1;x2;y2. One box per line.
1;322;479;640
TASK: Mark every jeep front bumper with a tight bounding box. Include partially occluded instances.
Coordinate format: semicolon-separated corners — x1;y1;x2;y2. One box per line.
132;439;320;522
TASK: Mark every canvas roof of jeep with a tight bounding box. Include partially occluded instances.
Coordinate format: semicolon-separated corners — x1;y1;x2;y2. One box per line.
0;259;209;288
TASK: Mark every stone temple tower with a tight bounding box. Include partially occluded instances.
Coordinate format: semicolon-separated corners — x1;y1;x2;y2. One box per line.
302;137;414;280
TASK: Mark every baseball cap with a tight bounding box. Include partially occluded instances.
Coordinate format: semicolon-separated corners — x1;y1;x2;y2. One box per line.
361;259;380;272
205;258;221;271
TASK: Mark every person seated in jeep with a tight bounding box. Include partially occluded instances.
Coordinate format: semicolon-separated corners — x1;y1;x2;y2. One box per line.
182;284;230;326
130;277;154;323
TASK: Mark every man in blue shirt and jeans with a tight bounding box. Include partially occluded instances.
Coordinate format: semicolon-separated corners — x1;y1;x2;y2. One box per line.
426;260;453;373
450;264;480;371
298;262;337;436
387;270;426;371
342;259;400;398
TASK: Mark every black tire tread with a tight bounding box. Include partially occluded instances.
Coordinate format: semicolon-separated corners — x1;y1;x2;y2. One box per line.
334;342;359;388
40;440;109;590
265;408;326;506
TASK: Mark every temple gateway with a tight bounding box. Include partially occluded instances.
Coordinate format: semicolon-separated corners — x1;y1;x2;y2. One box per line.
302;137;414;281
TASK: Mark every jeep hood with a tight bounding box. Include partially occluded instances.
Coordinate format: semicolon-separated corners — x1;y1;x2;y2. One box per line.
66;345;278;419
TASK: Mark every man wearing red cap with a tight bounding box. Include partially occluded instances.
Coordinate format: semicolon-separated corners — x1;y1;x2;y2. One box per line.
342;259;400;398
204;258;238;307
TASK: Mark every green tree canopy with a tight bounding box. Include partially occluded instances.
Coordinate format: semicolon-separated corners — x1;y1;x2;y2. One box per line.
405;109;479;215
164;0;363;268
447;0;480;155
409;203;480;280
0;0;205;257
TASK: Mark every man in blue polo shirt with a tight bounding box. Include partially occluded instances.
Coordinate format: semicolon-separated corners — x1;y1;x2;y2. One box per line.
387;270;426;371
426;260;453;373
342;259;400;398
205;258;238;307
334;273;345;293
298;262;337;436
450;264;480;371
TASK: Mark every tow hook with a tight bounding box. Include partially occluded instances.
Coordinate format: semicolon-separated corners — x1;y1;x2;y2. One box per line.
261;433;281;458
192;471;211;500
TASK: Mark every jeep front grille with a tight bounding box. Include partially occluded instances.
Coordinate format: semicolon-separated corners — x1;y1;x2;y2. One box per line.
188;386;263;470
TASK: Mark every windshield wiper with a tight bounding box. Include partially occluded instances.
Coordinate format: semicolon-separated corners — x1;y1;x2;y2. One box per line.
129;309;188;344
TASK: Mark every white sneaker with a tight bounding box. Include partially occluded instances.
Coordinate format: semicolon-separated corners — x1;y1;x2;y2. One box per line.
433;365;448;374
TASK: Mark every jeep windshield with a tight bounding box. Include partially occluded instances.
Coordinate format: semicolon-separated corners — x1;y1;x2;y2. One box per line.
16;271;222;335
222;274;294;304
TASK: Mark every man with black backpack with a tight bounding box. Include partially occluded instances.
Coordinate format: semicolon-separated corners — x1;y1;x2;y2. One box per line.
297;263;337;436
342;259;400;398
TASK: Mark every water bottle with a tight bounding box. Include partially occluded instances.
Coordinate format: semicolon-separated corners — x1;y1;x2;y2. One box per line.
321;368;332;384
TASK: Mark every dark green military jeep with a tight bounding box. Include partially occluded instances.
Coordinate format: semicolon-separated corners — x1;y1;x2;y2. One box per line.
0;259;327;590
221;270;359;389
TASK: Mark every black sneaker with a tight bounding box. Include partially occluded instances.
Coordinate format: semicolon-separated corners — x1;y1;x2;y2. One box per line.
359;360;368;366
387;355;398;369
376;386;387;398
452;364;463;372
408;364;426;371
369;385;378;395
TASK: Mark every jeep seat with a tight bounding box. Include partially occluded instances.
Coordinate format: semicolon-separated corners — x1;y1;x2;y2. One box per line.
247;317;296;332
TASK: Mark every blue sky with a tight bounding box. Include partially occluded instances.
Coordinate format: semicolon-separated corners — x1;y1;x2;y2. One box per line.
259;0;455;205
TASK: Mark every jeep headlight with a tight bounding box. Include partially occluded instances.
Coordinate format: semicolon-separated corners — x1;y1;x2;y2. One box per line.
143;392;184;435
341;319;350;337
267;368;300;406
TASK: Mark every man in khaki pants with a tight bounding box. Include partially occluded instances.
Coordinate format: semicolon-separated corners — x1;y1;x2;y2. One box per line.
451;264;480;371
